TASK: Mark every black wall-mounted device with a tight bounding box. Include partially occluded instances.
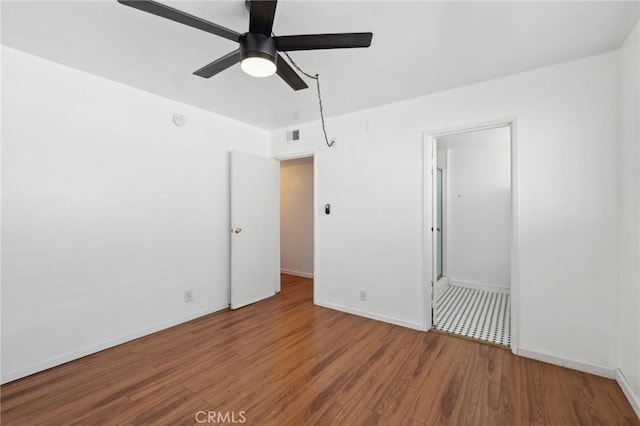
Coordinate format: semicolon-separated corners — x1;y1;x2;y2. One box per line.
324;204;331;215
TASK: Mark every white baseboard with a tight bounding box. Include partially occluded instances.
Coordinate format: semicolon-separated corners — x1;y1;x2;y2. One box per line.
434;276;449;301
0;304;229;384
316;300;425;331
616;369;640;419
517;346;616;379
281;268;314;279
450;279;510;294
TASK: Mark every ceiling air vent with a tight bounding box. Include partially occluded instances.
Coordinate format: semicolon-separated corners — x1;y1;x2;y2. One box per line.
286;129;300;142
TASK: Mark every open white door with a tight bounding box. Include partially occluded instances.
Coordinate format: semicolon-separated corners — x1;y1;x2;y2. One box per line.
230;151;280;309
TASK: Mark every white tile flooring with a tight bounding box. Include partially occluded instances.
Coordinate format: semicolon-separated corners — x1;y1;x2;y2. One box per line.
434;285;511;347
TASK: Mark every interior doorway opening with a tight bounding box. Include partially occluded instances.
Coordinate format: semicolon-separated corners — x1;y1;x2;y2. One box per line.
430;124;514;348
279;156;315;296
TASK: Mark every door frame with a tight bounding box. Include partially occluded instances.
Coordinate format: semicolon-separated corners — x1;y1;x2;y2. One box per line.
422;117;519;353
274;150;318;303
436;167;445;280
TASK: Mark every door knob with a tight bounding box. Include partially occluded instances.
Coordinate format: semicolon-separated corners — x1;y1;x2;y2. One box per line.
233;227;242;234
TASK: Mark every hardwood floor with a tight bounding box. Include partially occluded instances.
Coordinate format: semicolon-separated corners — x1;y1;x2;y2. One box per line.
1;274;638;425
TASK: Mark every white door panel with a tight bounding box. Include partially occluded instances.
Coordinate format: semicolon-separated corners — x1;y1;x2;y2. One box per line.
230;151;280;309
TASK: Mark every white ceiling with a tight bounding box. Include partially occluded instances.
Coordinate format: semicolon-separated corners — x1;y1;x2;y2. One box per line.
2;1;638;130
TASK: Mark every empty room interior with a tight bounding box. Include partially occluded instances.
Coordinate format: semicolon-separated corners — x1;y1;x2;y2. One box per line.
1;0;639;424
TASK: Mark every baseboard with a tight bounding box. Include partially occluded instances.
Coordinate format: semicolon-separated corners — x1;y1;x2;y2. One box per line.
517;346;616;379
316;300;425;331
616;369;640;419
434;276;449;301
450;279;510;294
281;268;314;279
0;303;229;384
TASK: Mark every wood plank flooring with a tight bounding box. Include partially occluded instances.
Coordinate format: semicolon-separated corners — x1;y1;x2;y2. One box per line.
1;274;638;425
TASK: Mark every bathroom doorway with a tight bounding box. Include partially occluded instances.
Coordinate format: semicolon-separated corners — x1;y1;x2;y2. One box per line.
429;124;514;348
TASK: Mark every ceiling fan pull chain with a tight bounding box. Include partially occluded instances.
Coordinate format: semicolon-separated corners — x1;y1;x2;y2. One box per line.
280;51;334;148
314;73;334;148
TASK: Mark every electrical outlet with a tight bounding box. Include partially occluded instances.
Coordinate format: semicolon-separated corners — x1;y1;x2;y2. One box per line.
184;290;193;303
359;289;367;301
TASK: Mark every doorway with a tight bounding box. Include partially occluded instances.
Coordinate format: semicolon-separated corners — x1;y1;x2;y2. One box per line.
427;123;515;348
279;156;315;296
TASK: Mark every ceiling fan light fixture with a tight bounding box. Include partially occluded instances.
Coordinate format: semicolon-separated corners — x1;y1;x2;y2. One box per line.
239;33;278;78
241;55;276;78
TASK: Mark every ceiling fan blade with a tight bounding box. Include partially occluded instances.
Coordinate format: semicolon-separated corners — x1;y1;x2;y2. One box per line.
193;50;242;78
275;33;373;51
276;54;308;91
249;0;277;35
118;0;241;43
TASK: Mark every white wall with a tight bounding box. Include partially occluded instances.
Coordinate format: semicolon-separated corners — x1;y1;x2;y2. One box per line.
616;20;640;414
439;127;511;290
1;47;269;383
271;51;619;372
280;157;314;278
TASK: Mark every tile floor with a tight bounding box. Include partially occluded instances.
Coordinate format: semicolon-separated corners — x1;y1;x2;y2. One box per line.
434;285;510;347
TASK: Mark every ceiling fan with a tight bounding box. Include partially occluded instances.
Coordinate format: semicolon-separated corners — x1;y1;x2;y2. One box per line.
117;0;373;90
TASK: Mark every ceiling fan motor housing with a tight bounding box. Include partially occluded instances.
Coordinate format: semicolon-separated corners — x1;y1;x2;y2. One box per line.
240;33;278;64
